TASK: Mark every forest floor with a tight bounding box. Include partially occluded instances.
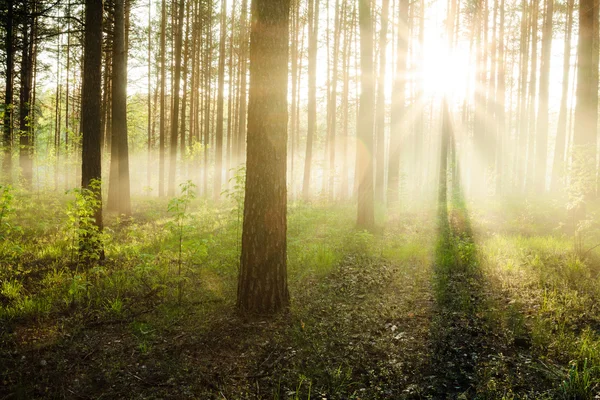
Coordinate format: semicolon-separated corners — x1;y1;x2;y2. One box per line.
1;188;600;399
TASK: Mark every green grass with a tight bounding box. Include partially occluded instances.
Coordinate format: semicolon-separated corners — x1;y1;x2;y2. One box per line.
2;188;600;398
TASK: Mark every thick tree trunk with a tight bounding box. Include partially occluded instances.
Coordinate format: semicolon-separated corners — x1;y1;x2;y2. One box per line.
237;0;290;315
572;0;599;196
81;0;104;231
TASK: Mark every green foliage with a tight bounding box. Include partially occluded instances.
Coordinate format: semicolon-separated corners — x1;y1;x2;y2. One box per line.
66;179;104;264
0;184;15;239
561;359;599;399
167;180;197;303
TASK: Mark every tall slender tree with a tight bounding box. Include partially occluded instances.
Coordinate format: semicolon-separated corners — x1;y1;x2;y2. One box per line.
551;0;574;192
2;0;14;182
107;0;132;215
214;0;227;200
302;0;319;200
168;0;186;196
356;0;375;230
159;0;167;196
534;0;553;193
388;0;408;204
374;0;389;204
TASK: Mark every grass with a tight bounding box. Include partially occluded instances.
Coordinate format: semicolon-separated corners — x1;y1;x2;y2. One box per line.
1;187;600;398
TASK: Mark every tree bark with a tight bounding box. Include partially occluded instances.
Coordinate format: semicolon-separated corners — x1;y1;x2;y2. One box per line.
237;0;290;315
81;0;104;231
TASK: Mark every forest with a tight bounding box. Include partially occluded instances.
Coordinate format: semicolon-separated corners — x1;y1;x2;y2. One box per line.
1;0;600;397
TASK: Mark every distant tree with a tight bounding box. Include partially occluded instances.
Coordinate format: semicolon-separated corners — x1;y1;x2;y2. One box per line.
356;0;374;230
2;0;14;182
388;0;408;204
168;0;185;197
18;2;35;188
107;0;132;215
534;0;553;193
237;0;290;314
551;0;574;192
302;0;319;200
214;0;227;200
374;0;389;204
158;0;167;197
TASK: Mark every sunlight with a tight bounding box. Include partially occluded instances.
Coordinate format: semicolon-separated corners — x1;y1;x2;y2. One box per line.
421;37;472;101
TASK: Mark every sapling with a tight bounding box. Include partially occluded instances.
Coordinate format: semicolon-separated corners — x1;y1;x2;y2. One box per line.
167;180;197;303
222;166;246;252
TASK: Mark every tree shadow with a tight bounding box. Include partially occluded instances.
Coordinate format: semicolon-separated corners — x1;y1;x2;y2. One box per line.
420;180;548;398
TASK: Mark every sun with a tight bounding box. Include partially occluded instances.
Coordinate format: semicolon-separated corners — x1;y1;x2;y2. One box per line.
420;35;473;101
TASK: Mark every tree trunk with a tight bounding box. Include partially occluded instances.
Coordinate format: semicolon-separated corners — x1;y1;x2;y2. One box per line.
213;0;227;200
550;0;574;192
81;0;104;232
302;0;319;200
387;0;408;204
525;0;538;191
356;0;375;230
159;0;167;196
237;0;290;315
534;0;553;193
19;11;34;188
572;0;599;196
3;0;14;182
374;0;389;204
168;0;185;197
237;0;248;164
107;0;132;215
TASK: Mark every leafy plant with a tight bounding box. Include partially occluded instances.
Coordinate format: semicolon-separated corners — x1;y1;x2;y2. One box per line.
66;179;104;265
222;166;246;252
167;180;197;303
0;184;15;239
